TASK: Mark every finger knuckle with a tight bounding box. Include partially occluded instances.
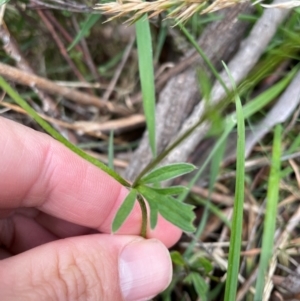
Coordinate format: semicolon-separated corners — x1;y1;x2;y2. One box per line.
53;245;105;301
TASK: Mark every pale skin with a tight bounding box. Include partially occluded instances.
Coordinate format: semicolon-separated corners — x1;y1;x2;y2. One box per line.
0;117;182;301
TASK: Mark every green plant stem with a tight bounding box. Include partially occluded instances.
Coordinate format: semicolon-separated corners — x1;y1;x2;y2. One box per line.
0;76;130;187
137;194;148;237
178;23;229;94
133;46;298;186
223;63;245;301
132;98;230;186
254;125;282;300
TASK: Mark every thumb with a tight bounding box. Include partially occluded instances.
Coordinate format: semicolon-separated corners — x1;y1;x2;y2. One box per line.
0;235;172;301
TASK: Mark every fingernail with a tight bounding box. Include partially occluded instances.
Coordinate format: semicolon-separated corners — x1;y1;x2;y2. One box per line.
119;239;172;301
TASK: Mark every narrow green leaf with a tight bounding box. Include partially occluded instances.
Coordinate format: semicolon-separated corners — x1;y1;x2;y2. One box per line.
184;272;208;301
223;63;246;301
137;185;195;232
68;14;100;51
192;196;231;228
150;186;188;196
154;22;168;64
254;125;282;301
190;257;213;274
147;199;158;229
170;251;186;266
135;16;156;158
184;127;227;257
288;133;300;154
139;163;196;185
178;23;229;95
112;189;137;232
197;68;212;102
0;77;130;187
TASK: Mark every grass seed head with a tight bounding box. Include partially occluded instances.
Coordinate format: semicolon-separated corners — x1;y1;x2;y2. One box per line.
95;0;249;23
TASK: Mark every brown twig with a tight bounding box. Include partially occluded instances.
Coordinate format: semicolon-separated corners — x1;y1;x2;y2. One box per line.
43;11;85;55
1;101;143;136
0;62;129;115
0;22;58;114
103;35;135;101
27;0;94;13
37;9;87;83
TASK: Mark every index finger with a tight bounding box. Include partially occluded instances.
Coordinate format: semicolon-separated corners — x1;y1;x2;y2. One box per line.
0;117;181;246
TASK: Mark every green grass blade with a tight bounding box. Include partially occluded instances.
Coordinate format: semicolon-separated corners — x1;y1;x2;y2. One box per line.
197;68;212;102
139;163;196;185
154;22;168;64
254;125;282;300
243;66;298;119
223;63;245;301
178;23;229;94
177;123;233;203
150;186;188;196
287;132;300;154
192;196;231;228
112;189;137;232
184;139;227;258
108;130;114;170
67;14;101;51
135;16;156;158
0;76;130;187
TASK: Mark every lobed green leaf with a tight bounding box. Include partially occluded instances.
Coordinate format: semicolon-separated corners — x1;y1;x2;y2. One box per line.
147;199;158;230
112;189;137;232
184;272;208;301
137;185;195;232
139;163;196;185
190;257;213;274
150;185;188;196
170;251;186;266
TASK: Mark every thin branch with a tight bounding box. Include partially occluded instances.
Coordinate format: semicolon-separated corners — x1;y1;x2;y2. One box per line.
71;15;102;82
37;9;87;83
27;0;94;13
0;22;58;114
44;11;85;55
103;35;135;101
0;62;130;115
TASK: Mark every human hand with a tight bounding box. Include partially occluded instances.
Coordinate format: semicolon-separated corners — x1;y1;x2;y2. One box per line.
0;117;182;301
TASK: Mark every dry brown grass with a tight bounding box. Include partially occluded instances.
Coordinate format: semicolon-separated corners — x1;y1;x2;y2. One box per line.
95;0;248;23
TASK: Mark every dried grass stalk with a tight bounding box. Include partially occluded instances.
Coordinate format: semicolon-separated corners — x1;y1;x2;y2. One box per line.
95;0;248;23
